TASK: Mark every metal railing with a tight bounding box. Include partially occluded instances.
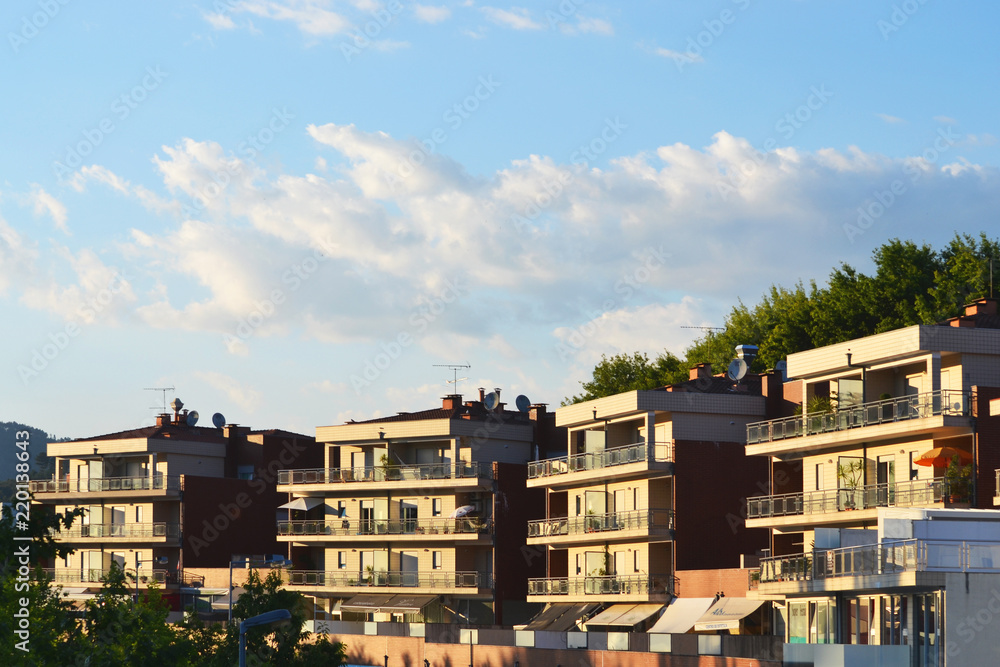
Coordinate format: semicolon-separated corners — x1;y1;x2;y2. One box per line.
527;574;673;597
39;568;169;584
277;462;492;486
60;522;180;539
278;517;490;537
28;474;180;494
285;570;489;589
527;441;673;479
747;478;951;519
759;539;1000;584
527;509;674;538
747;389;971;445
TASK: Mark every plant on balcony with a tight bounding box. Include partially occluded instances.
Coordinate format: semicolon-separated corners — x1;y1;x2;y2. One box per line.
944;455;972;504
378;454;401;481
837;459;865;509
585;509;599;532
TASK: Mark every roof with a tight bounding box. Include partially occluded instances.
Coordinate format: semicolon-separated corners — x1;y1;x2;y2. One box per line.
349;405;528;425
247;428;313;439
70;423;226;444
663;374;763;395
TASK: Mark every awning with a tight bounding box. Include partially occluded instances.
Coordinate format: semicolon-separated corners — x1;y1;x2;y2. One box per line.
585;603;663;629
693;598;764;632
648;597;716;634
278;497;324;511
524;603;599;631
340;594;437;614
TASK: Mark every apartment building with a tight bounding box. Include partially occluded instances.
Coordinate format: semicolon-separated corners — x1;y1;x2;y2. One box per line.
29;402;319;610
277;391;563;625
524;368;773;632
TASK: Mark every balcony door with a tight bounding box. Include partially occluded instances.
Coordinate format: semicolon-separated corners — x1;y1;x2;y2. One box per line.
585;491;606;530
399;551;418;587
360;501;374;534
111;506;126;537
400;499;418;533
877;456;895;506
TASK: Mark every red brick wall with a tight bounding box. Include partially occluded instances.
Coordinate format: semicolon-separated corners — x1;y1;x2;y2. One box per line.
674;568;753;599
673;440;770;571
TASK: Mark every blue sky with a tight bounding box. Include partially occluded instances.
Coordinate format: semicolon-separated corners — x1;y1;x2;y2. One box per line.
3;0;999;440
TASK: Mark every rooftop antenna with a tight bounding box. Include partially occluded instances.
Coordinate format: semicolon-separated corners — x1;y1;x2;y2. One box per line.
681;325;725;332
144;386;175;413
433;363;470;392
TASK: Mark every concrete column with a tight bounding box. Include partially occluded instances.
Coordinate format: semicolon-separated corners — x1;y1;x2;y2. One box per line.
646;411;656;461
930;353;942;393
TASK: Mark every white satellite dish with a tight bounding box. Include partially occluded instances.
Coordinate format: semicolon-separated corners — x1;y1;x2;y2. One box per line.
727;358;748;381
515;395;531;413
186;411;200;426
212;413;226;428
774;360;787;382
483;392;499;411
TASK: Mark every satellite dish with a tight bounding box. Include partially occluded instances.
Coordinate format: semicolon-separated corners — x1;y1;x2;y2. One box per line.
186;411;200;426
775;360;787;381
170;398;184;412
727;359;748;381
212;413;226;428
483;392;499;411
515;395;531;413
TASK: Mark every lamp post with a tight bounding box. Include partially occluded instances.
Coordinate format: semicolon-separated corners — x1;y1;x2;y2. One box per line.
239;609;291;667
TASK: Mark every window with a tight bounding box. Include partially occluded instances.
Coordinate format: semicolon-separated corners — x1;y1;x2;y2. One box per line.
815;463;824;491
338;551;347;569
337;501;347;518
633;550;639;573
237;465;255;481
576;554;582;575
909;452;919;481
135;506;143;523
432;498;442;517
575;495;582;516
432;551;442;570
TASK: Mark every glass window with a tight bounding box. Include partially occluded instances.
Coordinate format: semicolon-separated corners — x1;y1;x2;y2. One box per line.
432;499;442;517
432;551;442;570
789;602;808;644
338;551;346;569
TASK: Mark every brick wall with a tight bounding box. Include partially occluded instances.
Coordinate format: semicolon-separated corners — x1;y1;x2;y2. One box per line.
674;568;753;598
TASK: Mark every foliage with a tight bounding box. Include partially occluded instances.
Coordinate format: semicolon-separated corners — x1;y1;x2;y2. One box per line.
564;351;688;404
837;459;865;490
944;455;972;501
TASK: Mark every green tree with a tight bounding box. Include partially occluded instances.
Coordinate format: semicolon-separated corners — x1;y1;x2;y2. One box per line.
564;351;688;404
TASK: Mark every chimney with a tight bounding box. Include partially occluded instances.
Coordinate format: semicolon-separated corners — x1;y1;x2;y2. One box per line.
156;413;171;427
965;298;998;316
442;394;463;409
478;387;485;402
529;404;547;420
689;363;712;381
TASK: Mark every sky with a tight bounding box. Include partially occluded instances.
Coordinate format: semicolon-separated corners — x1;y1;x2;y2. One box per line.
2;1;999;440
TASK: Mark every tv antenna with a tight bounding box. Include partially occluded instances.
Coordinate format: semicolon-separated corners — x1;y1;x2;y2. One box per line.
681;326;725;332
433;363;470;391
144;386;175;413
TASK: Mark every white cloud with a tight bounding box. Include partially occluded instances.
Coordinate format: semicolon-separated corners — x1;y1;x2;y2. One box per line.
202;11;236;30
195;371;263;412
560;16;613;36
413;4;451;23
27;184;69;234
481;7;541;30
205;0;352;37
934;115;958;125
371;39;410;52
647;44;702;64
877;113;905;124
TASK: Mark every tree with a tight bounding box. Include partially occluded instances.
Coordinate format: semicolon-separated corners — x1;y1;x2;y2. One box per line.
564;351;687;404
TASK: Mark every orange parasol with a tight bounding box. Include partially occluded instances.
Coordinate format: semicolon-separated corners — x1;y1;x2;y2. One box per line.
914;446;973;468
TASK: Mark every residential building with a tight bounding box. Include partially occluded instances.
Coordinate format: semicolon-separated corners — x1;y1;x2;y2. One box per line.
524;365;773;631
277;390;563;625
29;402;319;611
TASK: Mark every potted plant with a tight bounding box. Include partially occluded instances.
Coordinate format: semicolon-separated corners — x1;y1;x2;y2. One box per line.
378;454;401;481
944;455;972;504
837;459;865;510
585;509;599;532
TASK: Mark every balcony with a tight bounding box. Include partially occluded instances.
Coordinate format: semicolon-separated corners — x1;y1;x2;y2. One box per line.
746;390;972;456
40;568;169;585
527;574;673;603
277;462;492;490
59;522;180;542
284;570;490;594
527;509;674;546
757;539;1000;595
278;517;490;542
746;479;950;529
526;442;673;488
29;474;181;500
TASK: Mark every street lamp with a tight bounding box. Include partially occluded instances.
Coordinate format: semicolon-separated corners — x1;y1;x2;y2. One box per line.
239;609;291;667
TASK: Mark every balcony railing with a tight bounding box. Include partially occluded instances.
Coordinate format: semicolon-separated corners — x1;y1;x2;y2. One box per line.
527;441;673;480
277;462;492;486
29;474;180;494
527;574;673;597
285;570;489;589
59;522;180;539
747;478;951;520
39;568;169;584
527;509;674;538
747;389;971;445
278;517;490;537
759;539;1000;585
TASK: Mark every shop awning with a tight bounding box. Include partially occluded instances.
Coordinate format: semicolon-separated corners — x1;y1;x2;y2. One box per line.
341;594;437;613
340;594;396;612
278;497;324;511
585;603;663;629
524;603;599;631
693;598;764;632
648;597;716;634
